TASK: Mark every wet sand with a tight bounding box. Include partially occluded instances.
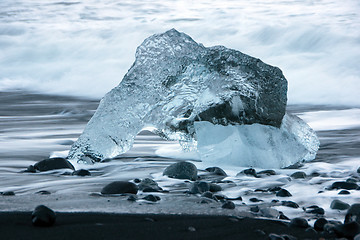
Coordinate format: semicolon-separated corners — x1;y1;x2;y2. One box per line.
0;212;321;240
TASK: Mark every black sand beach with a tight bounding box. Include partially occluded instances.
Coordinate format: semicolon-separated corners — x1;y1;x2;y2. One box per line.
0;212;322;240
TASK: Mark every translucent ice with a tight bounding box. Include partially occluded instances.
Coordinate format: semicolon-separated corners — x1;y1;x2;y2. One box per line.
195;113;320;168
68;29;288;162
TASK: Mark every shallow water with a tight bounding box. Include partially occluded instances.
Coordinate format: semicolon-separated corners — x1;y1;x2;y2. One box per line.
0;91;359;224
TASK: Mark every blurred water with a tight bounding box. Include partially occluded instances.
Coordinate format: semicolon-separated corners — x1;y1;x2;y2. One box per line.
0;0;359;105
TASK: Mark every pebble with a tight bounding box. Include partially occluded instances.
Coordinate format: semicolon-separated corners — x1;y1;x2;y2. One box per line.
250;206;259;213
260;207;279;218
331;181;359;190
143;194;161;202
358;167;360;174
33;157;75;172
345;203;360;224
163;161;197;181
72;169;91;176
257;169;276;176
1;191;15;196
290;171;306;179
249;197;262;202
35;190;51;195
314;217;328;231
281;201;299;208
31;205;56;227
134;178;141;183
279;213;289;220
201;191;214;199
276;188;292;197
334;221;360;238
222;201;235;209
138;178;162;192
338;190;350;195
290;217;309;228
240;168;257;177
24;165;36;173
306;206;325;215
209;183;222;192
101;181;138;195
190;181;210;194
330;199;350;210
205;167;227;176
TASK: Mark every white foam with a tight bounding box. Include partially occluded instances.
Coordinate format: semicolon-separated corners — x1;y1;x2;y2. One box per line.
0;0;359;105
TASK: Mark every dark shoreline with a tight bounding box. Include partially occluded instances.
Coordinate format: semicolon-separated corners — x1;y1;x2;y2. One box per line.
0;212;322;240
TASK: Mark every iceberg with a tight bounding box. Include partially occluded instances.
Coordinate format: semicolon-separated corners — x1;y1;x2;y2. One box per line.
68;29;318;167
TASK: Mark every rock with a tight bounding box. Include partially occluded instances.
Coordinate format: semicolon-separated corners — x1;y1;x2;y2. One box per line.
1;191;15;196
334;221;360;238
205;167;227;176
279;213;289;220
260;207;279;218
249;198;262;202
276;188;292;197
35;190;51;195
34;158;74;172
314;217;328;231
357;167;360;174
306;206;325;215
24;165;36;173
163;161;197;181
290;171;306;179
201;191;214;199
226;196;242;201
338;190;350;195
281;201;299;208
330;199;350;210
134;178;141;183
250;206;260;213
209;183;222;192
189;181;210;194
345;203;360;224
268;186;282;192
258;169;276;176
347;177;358;184
240;168;257;177
331;181;359;190
72;169;91;176
143;194;161;202
290;218;309;228
127;195;137;202
31;205;56;227
222;201;235;209
68;29;289;162
138;178;162;192
101;181;138;195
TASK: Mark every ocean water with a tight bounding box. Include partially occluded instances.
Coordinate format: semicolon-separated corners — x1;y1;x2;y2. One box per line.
0;0;359;223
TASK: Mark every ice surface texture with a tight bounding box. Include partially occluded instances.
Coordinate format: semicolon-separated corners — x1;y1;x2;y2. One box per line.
195;113;320;168
68;29;290;162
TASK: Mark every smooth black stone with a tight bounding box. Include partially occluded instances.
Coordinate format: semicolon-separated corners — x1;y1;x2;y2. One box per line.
35;190;51;195
34;158;74;172
205;167;227;176
334;221;360;238
101;181;138;195
290;171;306;179
306;207;325;215
31;205;56;227
250;206;259;213
260;207;279;218
241;168;257;177
314;218;328;231
213;194;226;201
279;213;289;220
1;191;15;196
143;195;161;202
72;169;91;176
338;190;350;195
358;167;360;174
290;218;309;228
163;161;197;181
330;199;350;210
221;201;235;209
281;201;299;208
127;195;137;202
331;181;359;190
249;198;262;202
134;178;141;183
276;188;292;197
190;181;210;194
271;199;279;203
201;191;214;199
209;183;222;192
226;196;242;201
345;203;360;224
138;178;162;192
24;165;36;173
268;186;282;192
257;170;276;176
